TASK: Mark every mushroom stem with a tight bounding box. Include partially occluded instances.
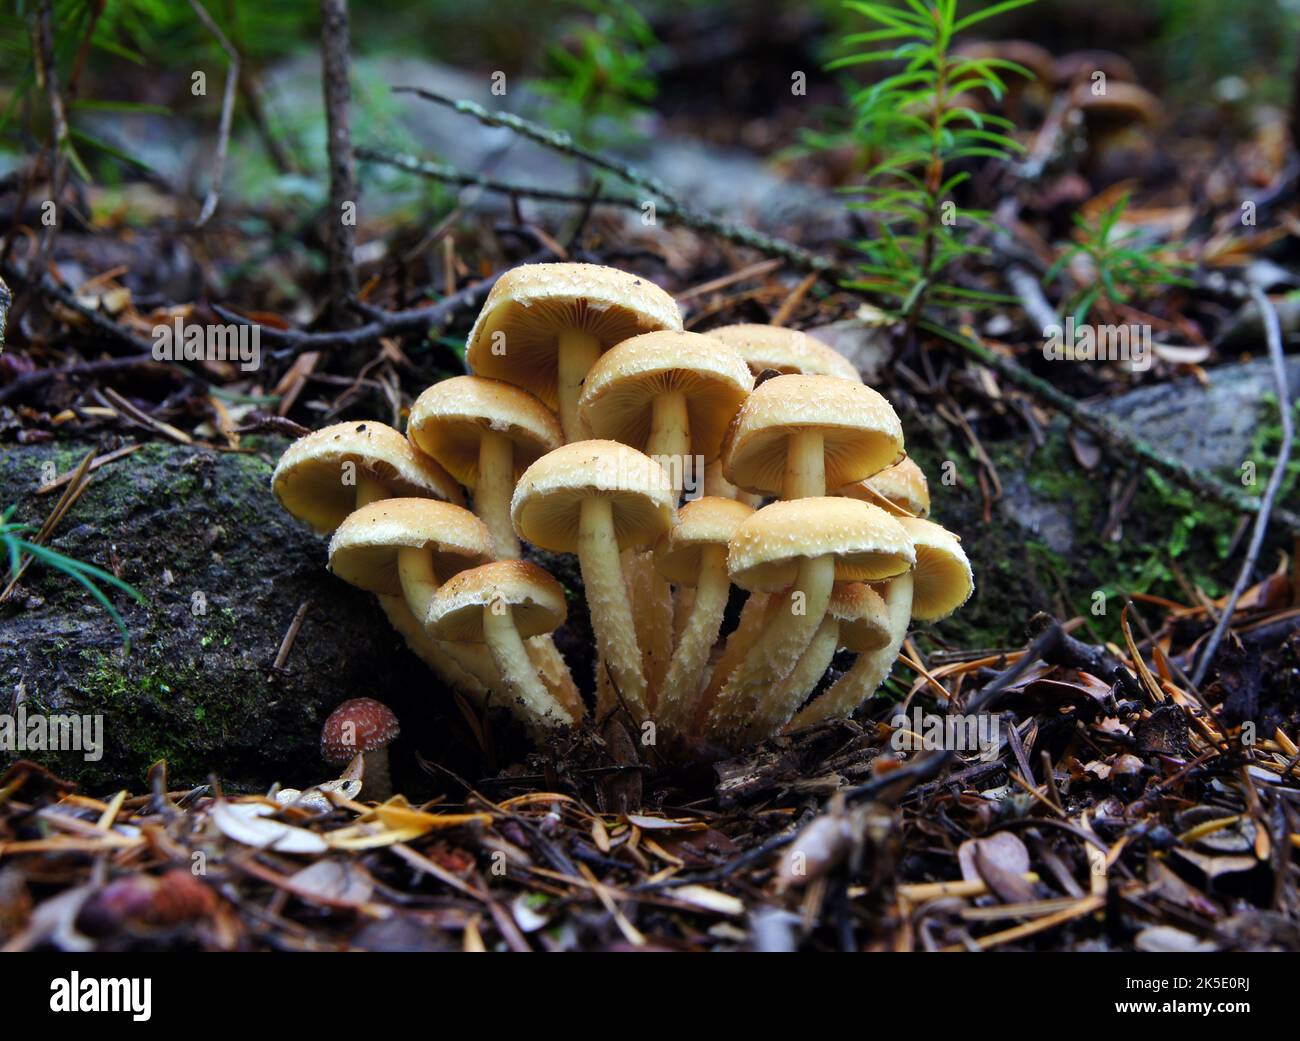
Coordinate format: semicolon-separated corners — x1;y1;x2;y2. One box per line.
648;391;690;487
476;430;519;558
707;553;835;738
783;430;826;499
659;544;730;731
526;636;584;722
482;601;574;727
787;572;913;730
692;591;770;729
557;327;602;442
579;496;648;719
378;593;490;703
396;548;501;691
396;547;439;621
742;613;839;744
355;471;389;508
361;748;393;801
637;392;689;711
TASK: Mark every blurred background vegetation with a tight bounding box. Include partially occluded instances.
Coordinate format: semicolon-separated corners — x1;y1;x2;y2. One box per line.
3;0;1297;188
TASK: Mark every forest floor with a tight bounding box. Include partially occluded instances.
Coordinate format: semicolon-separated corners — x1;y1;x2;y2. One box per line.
2;17;1300;951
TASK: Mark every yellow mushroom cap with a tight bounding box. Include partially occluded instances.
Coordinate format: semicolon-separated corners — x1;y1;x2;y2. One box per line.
706;324;860;381
727;497;914;592
465;263;682;410
407;375;561;488
272;421;463;534
721;374;904;496
578;330;753;462
427;560;567;642
829;582;893;652
654;495;754;585
328;498;493;595
511;440;676;554
898;516;973;621
838;457;931;518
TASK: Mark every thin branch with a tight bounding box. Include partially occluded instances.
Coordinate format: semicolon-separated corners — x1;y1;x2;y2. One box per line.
208;249;550;352
356;148;633;208
386;90;854;283
187;0;240;228
30;0;70;271
0;274;10;355
320;0;358;319
392;86;690;212
923;321;1300;535
1191;285;1295;685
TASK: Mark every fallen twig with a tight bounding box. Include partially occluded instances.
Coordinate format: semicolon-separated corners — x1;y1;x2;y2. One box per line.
210;249;550;352
922;321;1300;534
187;0;239;227
372;96;855;284
1191;284;1295;684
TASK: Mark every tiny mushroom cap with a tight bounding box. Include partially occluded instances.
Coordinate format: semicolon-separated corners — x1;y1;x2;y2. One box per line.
577;330;753;462
329;498;493;595
727;497;915;592
654;496;754;586
273;421;463;534
721;374;904;496
427;560;567;642
953;39;1056;89
828;583;892;653
838;457;931;518
321;697;400;766
706;324;860;381
898;516;973;621
407;376;561;487
1053;50;1137;87
1070;81;1162;129
465;263;682;412
511;440;676;554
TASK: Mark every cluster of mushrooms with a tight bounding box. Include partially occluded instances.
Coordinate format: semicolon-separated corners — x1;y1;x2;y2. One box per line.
271;262;974;759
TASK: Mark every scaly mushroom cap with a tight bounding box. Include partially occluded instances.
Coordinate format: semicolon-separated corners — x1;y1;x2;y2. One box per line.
706;324;860;381
838;457;931;518
272;421;463;534
511;440;676;554
465;263;682;410
427;560;567;642
828;583;892;652
727;497;915;592
328;498;493;595
407;375;561;488
578;330;753;461
654;495;754;585
898;516;973;621
321;697;400;766
721;374;904;496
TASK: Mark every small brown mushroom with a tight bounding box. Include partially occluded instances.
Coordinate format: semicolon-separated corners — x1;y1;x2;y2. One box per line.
321;697;400;800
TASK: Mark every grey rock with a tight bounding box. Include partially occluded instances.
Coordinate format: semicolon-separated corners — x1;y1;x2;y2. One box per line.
0;441;478;794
